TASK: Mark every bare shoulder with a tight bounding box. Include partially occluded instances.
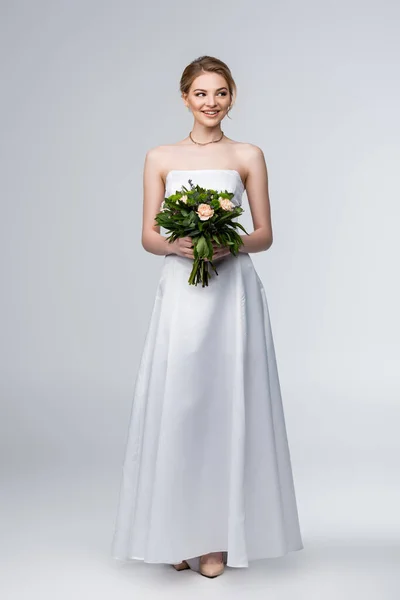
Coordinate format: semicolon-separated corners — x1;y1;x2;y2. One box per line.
144;144;168;161
240;142;266;161
144;143;184;167
142;146;168;190
234;142;267;185
143;145;174;180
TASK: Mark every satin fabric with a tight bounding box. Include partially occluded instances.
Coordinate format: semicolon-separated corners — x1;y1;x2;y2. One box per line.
111;170;303;568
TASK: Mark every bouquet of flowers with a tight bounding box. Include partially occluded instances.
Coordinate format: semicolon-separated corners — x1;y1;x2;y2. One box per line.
154;179;250;287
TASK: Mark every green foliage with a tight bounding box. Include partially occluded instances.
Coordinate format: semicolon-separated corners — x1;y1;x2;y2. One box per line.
154;179;250;287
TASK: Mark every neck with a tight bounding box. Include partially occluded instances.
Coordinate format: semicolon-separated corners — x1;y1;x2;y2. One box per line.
190;122;223;144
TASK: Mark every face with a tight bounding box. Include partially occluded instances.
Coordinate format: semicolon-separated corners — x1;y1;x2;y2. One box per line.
183;71;231;125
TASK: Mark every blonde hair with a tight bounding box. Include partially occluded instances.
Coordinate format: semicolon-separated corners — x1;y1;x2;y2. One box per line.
180;55;237;119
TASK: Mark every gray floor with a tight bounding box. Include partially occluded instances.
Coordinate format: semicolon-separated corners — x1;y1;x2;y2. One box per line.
2;468;399;600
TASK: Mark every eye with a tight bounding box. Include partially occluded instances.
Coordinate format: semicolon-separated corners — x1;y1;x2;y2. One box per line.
195;92;228;97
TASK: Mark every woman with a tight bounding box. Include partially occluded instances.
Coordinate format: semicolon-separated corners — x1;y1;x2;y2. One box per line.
111;55;304;579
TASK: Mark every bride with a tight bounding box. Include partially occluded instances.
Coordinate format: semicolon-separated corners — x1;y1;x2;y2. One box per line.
111;55;303;579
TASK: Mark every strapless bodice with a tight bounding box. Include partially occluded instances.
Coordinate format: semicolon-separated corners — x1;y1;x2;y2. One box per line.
165;169;245;207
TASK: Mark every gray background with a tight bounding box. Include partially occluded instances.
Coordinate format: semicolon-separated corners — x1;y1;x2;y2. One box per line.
1;0;399;598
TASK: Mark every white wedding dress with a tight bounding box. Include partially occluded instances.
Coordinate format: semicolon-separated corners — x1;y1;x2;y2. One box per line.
111;169;303;570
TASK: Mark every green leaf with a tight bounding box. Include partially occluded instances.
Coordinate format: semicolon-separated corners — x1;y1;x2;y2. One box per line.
196;235;208;257
232;222;250;234
206;236;214;259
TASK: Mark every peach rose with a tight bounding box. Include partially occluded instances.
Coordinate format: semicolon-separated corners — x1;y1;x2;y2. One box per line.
196;203;214;221
218;197;235;211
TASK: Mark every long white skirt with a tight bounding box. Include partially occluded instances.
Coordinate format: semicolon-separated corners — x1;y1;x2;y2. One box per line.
111;252;304;568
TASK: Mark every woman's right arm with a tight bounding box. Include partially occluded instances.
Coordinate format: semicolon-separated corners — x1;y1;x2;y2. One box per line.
141;148;177;256
141;148;194;259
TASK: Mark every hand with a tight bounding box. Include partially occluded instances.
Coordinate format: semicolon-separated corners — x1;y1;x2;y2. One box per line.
173;236;195;259
172;237;230;262
211;241;231;262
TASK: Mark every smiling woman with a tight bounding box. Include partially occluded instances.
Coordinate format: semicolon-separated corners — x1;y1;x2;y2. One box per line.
111;55;304;579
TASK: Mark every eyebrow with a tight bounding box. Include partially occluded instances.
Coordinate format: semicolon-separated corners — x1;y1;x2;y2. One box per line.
193;87;228;92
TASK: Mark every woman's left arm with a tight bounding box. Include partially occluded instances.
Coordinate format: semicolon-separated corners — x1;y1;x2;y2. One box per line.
238;145;273;253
